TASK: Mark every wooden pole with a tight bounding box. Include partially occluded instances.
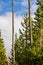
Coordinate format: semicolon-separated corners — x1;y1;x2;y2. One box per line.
12;0;14;65
28;0;32;45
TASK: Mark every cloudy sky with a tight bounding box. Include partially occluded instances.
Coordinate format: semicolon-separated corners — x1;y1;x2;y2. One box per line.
0;0;37;57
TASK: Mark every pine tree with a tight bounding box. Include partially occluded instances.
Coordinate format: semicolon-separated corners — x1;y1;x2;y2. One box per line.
19;13;30;47
15;14;33;65
15;11;43;65
15;2;43;64
33;0;43;45
0;30;7;65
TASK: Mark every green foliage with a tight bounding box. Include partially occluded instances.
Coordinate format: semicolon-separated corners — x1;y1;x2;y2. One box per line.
19;13;30;47
33;0;43;45
15;12;43;65
0;30;7;65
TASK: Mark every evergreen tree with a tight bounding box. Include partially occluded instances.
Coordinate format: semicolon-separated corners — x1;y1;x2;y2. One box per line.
32;0;43;64
33;0;43;45
19;13;30;47
0;30;7;65
15;10;43;65
15;14;33;65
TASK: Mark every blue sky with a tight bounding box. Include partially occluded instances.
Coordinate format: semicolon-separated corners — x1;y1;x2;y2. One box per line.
0;0;37;16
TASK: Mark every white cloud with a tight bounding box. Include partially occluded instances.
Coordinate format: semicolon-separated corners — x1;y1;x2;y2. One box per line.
21;0;28;7
14;14;23;35
0;12;12;57
0;12;23;57
31;4;37;15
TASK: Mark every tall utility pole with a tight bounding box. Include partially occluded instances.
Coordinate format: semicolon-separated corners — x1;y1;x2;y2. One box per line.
12;0;14;65
28;0;32;45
